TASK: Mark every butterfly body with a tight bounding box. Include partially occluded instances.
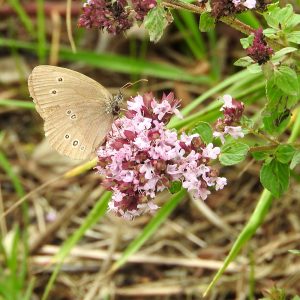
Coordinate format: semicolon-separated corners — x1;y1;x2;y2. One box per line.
28;65;123;160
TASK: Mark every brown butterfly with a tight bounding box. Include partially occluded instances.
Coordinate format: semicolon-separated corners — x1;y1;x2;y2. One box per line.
28;65;123;160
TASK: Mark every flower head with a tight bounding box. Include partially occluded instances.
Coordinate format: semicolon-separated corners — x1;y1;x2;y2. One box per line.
246;28;274;65
132;0;157;21
214;95;245;143
97;93;226;218
233;0;256;9
78;0;157;34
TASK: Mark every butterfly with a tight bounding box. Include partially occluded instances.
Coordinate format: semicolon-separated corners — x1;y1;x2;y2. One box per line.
28;65;123;160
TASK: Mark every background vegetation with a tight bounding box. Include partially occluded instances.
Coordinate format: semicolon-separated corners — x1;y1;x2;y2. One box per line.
0;0;300;299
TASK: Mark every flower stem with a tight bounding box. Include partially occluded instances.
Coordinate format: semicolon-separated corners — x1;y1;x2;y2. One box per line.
162;0;283;50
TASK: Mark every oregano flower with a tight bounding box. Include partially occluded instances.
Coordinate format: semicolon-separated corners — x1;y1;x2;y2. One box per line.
97;93;227;219
213;95;245;144
78;0;157;34
246;28;274;65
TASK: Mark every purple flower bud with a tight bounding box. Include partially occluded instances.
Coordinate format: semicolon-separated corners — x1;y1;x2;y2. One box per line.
124;130;137;141
132;0;157;21
111;138;128;150
246;28;273;65
78;0;133;34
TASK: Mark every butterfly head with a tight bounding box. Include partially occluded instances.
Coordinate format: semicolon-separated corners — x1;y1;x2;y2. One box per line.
111;90;123;116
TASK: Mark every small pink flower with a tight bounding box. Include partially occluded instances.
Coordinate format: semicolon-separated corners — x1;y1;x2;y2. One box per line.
152;99;172;120
127;95;144;113
202;143;221;159
119;170;135;182
215;177;227;190
140;161;155;179
213;131;226;144
224;126;244;139
221;94;234;110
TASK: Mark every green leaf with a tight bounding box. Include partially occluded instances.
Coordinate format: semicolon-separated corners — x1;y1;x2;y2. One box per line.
234;56;255;67
219;142;249;166
265;75;298;113
276;4;294;28
199;12;215;32
290;150;300;169
247;63;262;74
169;181;182;194
289;249;300;255
193;121;213;144
264;8;280;29
292;296;300;300
262;110;291;134
274;66;299;96
263;28;278;39
260;159;290;198
271;47;297;62
275;144;295;163
252;150;273;161
144;6;169;43
285;14;300;29
286;31;300;44
240;35;254;49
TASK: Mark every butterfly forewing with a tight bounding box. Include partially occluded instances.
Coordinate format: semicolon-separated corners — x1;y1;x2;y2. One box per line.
28;65;112;119
28;65;115;159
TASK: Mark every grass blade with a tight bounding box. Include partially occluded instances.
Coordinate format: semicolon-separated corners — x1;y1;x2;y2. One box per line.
0;151;25;198
42;191;111;300
0;38;212;84
173;13;204;59
7;0;35;38
203;189;273;296
179;10;206;55
37;0;47;63
110;189;186;272
0;99;35;109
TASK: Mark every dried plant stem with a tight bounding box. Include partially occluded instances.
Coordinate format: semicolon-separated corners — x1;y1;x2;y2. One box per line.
29;185;96;254
66;0;77;52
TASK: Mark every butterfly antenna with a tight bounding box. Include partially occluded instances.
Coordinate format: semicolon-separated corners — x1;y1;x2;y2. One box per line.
121;79;148;90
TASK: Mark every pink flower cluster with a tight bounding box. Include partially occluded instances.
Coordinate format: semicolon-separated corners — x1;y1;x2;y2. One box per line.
232;0;256;9
210;0;269;18
214;95;245;144
97;93;227;219
246;28;274;65
78;0;156;34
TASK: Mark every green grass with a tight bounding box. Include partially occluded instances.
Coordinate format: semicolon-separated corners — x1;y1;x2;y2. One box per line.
0;38;212;84
0;151;25;198
7;0;35;38
0;99;35;110
36;0;47;63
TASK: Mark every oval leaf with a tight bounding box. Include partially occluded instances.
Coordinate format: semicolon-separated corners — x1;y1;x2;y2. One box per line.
219;142;249;166
260;159;290;198
275;144;295;163
193;122;213;144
